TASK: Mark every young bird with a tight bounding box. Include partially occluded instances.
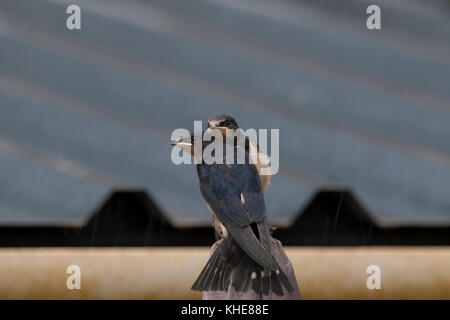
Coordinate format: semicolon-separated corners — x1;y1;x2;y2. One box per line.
171;131;295;297
207;115;271;193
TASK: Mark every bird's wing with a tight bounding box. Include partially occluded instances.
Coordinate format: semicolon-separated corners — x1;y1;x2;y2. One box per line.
239;178;273;258
198;164;277;271
200;160;265;226
200;183;278;271
240;176;266;223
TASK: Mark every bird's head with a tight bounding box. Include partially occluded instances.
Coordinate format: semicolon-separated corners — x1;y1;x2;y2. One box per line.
207;115;239;138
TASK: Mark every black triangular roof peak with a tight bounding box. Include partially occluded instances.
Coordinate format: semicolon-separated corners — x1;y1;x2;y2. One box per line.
290;190;377;229
84;190;174;231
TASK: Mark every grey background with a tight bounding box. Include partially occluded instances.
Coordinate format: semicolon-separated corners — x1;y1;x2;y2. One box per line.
0;0;449;228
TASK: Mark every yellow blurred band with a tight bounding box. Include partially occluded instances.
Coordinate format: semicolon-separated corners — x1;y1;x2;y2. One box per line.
0;247;448;299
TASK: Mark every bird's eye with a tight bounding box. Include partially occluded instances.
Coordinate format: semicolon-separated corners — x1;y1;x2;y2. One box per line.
221;120;230;127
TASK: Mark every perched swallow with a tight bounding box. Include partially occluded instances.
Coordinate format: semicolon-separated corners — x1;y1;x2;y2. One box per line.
172;131;294;296
207;115;271;193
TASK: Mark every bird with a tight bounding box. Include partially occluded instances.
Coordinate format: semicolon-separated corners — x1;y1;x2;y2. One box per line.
207;115;271;193
171;130;295;296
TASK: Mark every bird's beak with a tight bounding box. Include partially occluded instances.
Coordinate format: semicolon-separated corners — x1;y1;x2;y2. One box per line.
170;136;185;146
171;135;195;156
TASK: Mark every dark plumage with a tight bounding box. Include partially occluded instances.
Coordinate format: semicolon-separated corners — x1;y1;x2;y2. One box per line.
172;127;294;296
208;114;239;130
191;236;294;296
207;114;272;195
190;139;293;296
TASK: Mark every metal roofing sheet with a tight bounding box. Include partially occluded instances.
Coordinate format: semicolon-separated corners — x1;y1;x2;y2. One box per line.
0;0;449;226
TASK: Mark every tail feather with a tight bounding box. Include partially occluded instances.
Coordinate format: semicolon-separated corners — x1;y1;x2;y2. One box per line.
191;247;220;291
242;264;252;292
262;274;270;295
219;264;229;290
232;259;245;291
270;272;283;296
210;266;221;290
251;270;262;294
192;238;295;296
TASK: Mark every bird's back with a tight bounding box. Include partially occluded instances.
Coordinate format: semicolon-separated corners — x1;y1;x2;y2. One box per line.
196;145;266;225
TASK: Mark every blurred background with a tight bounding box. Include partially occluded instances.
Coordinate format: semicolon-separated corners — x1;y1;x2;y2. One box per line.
0;0;450;247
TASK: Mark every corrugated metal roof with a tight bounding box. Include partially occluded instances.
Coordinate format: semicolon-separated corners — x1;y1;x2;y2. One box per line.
0;0;449;227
